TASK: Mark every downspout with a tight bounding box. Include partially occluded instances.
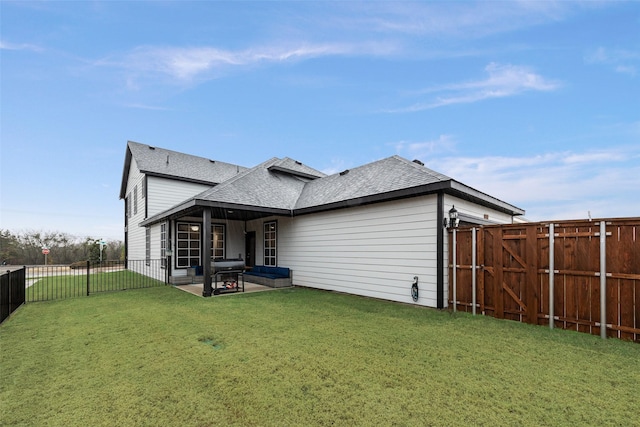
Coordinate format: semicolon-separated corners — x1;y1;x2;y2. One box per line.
436;192;445;309
124;200;128;269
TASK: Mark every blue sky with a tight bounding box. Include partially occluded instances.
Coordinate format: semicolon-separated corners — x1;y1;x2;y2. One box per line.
1;1;638;241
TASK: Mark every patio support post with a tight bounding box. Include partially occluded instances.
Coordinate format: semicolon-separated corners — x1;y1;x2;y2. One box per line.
202;209;213;297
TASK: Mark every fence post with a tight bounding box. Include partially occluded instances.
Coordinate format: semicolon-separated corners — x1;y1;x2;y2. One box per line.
549;223;555;330
7;269;11;317
600;221;607;339
86;260;90;296
472;227;477;316
452;228;457;313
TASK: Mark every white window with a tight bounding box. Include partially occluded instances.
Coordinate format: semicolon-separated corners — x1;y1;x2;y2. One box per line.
160;223;167;268
145;227;150;265
177;223;200;268
134;185;138;215
264;221;277;266
211;224;225;259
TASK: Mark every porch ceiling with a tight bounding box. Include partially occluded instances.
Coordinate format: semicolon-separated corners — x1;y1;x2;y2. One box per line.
141;200;291;226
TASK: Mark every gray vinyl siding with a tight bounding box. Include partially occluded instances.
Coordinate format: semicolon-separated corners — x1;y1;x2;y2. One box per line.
279;195;441;307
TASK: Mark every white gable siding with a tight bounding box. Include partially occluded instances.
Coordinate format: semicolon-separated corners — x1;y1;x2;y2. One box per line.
278;195;441;307
444;195;514;225
126;158;146;261
146;176;211;217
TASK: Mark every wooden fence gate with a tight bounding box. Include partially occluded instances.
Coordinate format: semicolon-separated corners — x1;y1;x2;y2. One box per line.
449;218;640;342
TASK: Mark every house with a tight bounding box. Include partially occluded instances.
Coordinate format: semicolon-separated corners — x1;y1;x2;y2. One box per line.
119;141;524;308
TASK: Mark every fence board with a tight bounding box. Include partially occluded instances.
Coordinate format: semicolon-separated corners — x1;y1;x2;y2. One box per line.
449;218;640;343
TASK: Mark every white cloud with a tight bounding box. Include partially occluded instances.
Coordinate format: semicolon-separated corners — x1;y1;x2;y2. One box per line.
0;39;42;52
123;103;171;111
393;135;457;158
321;157;352;176
585;47;639;76
347;1;576;38
423;146;640;221
106;41;399;84
389;63;560;112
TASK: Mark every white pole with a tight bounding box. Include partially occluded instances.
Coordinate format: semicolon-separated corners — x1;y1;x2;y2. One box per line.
549;223;555;330
472;227;477;316
452;228;457;313
600;221;607;339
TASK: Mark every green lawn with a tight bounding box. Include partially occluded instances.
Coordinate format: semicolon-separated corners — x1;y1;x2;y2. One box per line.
1;286;638;426
26;269;165;301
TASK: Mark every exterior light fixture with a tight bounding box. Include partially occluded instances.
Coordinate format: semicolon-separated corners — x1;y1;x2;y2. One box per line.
444;205;459;228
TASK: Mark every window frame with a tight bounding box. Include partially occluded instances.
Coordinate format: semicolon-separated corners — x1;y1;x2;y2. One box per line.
160;222;167;268
211;224;226;260
176;222;201;268
145;227;151;266
134;185;138;215
263;221;277;266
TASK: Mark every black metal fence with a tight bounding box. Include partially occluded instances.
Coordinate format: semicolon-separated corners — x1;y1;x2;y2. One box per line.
25;259;167;303
1;267;26;324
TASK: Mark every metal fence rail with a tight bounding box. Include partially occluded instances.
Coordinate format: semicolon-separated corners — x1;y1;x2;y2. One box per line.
26;259;166;302
1;268;26;323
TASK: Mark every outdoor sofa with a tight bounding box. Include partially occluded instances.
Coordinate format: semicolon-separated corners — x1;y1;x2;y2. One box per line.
243;266;292;288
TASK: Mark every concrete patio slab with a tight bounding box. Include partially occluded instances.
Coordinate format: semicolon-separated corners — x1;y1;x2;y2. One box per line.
174;281;289;297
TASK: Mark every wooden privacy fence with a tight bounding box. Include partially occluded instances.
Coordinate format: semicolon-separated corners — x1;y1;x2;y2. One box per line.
448;218;640;342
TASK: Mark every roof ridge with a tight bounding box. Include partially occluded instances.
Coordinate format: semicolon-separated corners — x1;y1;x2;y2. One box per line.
127;140;242;169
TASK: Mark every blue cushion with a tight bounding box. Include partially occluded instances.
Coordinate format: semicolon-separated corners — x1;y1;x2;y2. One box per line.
246;266;290;279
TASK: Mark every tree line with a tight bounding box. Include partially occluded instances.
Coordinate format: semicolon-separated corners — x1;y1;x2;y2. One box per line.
0;229;124;266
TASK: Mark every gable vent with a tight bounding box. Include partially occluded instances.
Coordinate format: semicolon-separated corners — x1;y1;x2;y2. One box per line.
339;169;349;176
412;159;424;166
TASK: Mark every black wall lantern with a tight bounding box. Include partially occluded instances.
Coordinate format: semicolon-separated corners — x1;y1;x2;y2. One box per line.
444;205;459;229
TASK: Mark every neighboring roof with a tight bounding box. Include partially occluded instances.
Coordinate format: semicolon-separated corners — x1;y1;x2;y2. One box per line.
119;141;247;199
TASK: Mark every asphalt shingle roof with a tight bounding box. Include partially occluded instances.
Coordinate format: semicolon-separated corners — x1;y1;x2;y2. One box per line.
268;157;327;179
127;141;247;185
193;158;308;210
295;156;451;209
136;146;524;226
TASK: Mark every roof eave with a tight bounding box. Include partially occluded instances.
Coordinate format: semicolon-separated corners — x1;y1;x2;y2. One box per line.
139;199;291;227
143;171;219;187
294;180;525;217
119;144;133;200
